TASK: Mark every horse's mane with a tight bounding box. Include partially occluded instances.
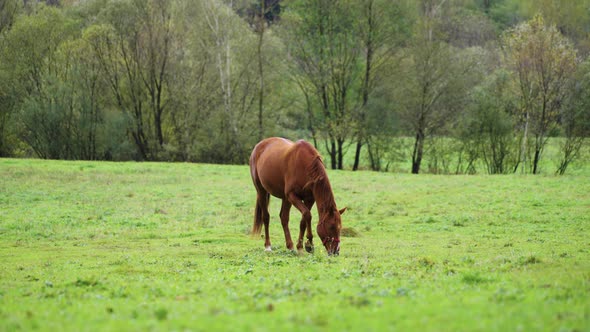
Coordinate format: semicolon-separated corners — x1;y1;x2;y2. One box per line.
305;155;336;213
307;155;326;184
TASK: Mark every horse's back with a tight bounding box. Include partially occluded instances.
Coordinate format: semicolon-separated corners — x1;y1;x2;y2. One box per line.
250;137;320;199
250;137;294;170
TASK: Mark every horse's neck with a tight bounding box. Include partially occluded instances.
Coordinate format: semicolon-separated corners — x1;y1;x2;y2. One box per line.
313;178;337;215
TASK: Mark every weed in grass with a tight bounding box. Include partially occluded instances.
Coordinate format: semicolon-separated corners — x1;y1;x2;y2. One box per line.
417;257;436;269
492;287;524;302
519;255;542;266
417;216;439;224
154;308;168;321
341;227;360;237
462;271;493;284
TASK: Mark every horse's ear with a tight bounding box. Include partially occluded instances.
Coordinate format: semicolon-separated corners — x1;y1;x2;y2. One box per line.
339;207;347;215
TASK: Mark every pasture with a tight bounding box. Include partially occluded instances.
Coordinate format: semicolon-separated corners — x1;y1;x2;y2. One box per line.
0;158;588;331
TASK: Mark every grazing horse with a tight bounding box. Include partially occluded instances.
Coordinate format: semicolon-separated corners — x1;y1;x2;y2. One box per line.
249;137;346;255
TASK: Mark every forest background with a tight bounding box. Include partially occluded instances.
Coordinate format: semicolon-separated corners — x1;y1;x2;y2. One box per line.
0;0;589;174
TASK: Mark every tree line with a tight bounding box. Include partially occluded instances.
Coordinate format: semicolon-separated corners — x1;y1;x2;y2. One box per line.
0;0;589;174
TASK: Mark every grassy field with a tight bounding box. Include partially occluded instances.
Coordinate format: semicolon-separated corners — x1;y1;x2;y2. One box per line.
0;158;589;331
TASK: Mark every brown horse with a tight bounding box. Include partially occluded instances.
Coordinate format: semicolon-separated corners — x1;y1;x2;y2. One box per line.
249;137;346;255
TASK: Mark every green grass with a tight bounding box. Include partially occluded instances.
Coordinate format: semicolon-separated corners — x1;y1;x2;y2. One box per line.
1;158;589;331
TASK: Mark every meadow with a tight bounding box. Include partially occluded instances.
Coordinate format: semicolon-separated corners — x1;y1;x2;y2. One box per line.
0;158;589;331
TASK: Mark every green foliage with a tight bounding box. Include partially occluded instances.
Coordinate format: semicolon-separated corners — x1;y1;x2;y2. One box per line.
0;159;589;330
459;69;520;174
519;0;590;52
395;9;483;173
487;0;525;29
0;0;588;174
502;14;578;174
0;0;20;35
1;5;79;92
0;60;18;156
0;5;80;157
556;58;590;174
363;84;405;171
280;0;364;168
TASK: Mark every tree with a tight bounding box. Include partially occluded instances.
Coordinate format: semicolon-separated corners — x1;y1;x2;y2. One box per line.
398;0;480;174
0;64;17;157
164;0;271;163
238;0;281;141
556;58;590;175
502;14;577;174
520;0;590;54
0;0;19;35
0;0;20;156
439;3;497;48
282;0;361;169
351;0;410;171
460;69;520;174
0;5;82;158
254;0;269;141
162;0;216;161
86;0;175;160
199;0;263;163
202;0;238;157
486;0;525;30
363;82;404;172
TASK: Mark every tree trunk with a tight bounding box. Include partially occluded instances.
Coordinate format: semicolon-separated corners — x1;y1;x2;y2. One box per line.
353;141;362;171
532;147;541;174
337;138;344;170
556;135;583;175
132;131;149;160
367;138;379;171
520;110;529;173
411;130;425;174
155;110;164;147
353;0;375;172
328;138;337;169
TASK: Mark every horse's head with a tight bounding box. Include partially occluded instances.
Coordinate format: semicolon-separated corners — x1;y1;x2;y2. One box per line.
317;207;346;256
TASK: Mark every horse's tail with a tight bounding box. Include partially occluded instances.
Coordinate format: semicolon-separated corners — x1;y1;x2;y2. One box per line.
252;201;263;235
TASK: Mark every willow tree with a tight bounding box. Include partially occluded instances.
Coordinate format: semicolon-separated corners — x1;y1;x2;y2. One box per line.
502;14;577;174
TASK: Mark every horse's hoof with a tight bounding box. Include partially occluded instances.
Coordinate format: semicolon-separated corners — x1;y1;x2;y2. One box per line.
264;246;272;252
305;244;314;253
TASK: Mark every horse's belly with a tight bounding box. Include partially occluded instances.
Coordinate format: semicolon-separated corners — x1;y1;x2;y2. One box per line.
259;176;286;199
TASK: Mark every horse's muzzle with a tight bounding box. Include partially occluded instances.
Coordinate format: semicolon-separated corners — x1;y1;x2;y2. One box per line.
326;238;340;256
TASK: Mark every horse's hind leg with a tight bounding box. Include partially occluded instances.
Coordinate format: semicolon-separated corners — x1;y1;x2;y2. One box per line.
279;200;294;250
255;191;271;251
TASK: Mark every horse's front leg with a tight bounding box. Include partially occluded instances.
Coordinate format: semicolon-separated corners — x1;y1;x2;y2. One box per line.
303;199;315;253
279;199;294;250
286;193;312;253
